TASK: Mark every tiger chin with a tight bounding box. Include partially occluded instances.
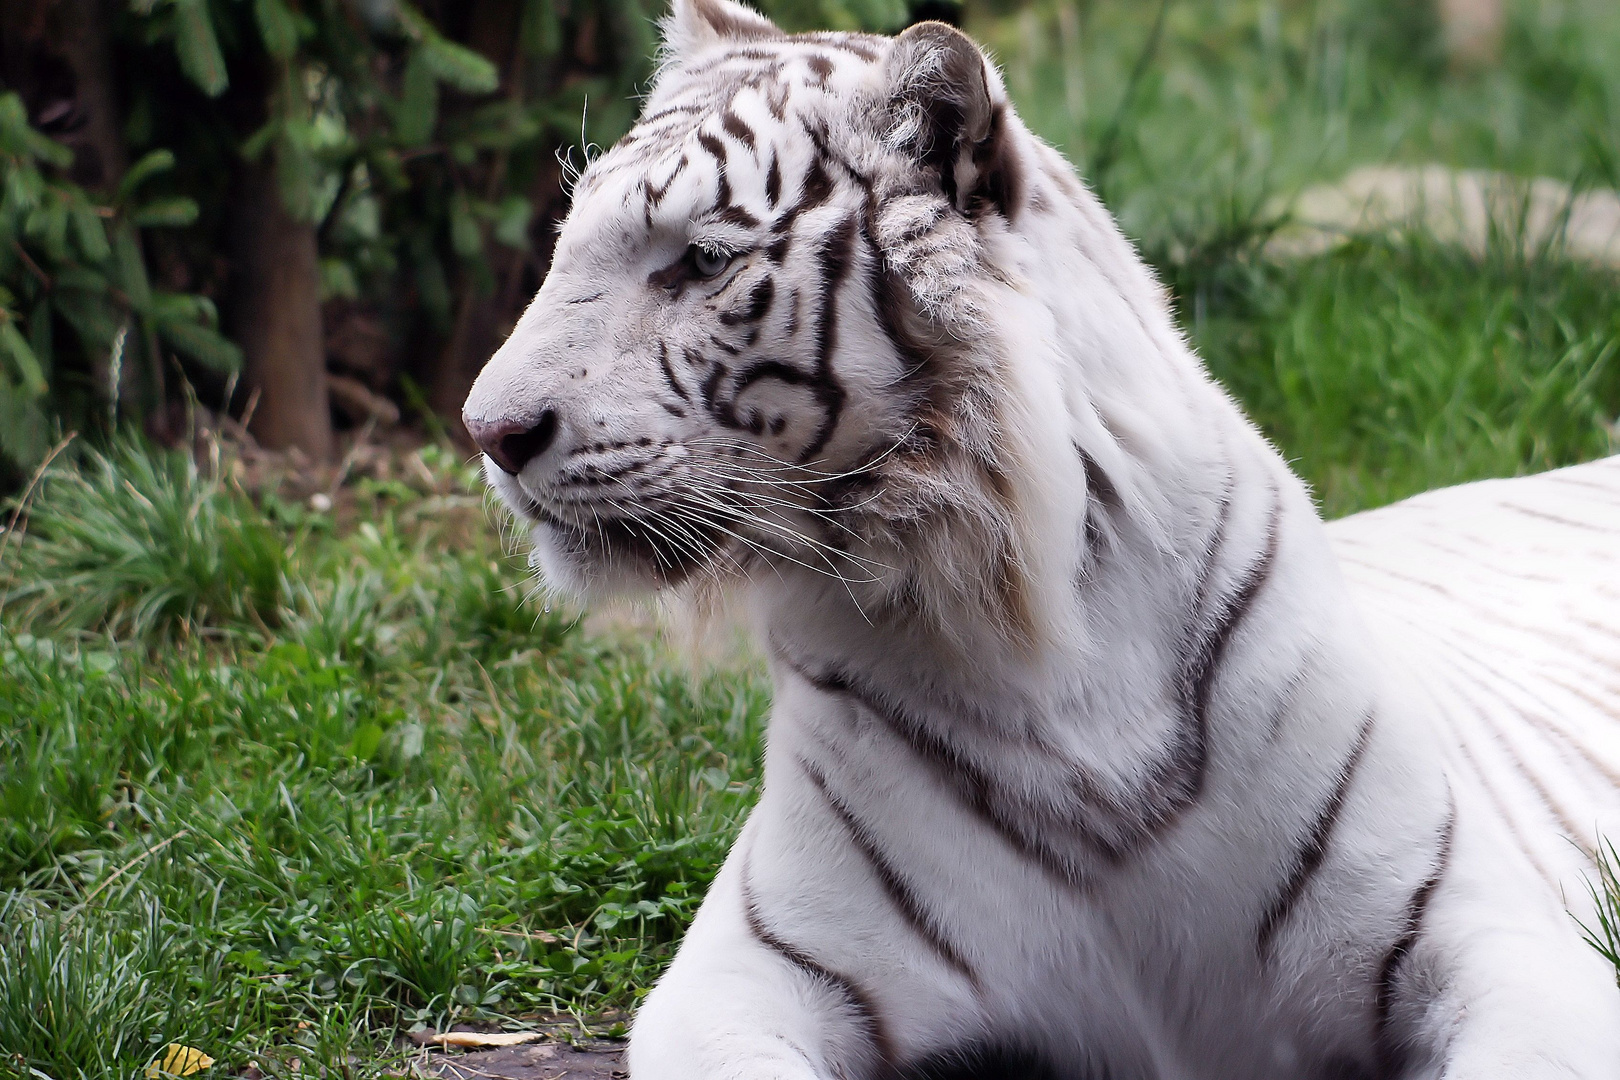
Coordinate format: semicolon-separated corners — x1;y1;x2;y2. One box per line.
462;0;1620;1076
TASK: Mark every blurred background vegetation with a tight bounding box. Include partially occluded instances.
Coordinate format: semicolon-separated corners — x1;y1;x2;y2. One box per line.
0;0;1614;510
0;0;672;475
4;0;1620;1075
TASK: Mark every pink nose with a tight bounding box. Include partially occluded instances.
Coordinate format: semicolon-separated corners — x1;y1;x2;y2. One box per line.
465;410;558;475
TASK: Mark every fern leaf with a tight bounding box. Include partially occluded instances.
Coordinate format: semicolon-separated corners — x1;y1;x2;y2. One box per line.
0;320;48;396
130;197;201;229
254;0;300;60
112;224;152;311
396;50;438;147
174;0;230;96
419;37;499;94
71;200;112;262
118;150;177;203
156;319;243;373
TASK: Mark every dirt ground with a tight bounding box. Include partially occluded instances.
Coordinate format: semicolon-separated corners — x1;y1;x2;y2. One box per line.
418;1039;625;1079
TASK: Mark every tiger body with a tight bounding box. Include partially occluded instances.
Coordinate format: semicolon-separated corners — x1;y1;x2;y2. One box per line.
461;2;1620;1076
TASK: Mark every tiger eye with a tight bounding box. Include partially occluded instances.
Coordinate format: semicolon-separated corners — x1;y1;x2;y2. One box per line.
690;245;730;278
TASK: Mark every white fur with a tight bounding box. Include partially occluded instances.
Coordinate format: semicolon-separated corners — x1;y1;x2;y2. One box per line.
464;2;1620;1075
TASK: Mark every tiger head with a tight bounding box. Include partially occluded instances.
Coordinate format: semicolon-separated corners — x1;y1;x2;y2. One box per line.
464;0;1058;614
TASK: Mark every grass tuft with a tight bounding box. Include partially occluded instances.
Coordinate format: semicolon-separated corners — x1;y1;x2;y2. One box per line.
1;442;286;638
0;898;236;1080
1579;838;1620;982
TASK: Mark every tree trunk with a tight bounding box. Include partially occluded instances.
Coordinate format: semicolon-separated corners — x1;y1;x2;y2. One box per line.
232;154;333;461
53;0;127;190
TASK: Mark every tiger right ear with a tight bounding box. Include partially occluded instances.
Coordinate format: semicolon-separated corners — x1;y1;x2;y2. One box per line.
663;0;783;57
883;21;1019;216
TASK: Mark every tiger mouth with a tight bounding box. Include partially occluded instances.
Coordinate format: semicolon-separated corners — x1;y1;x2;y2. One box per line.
517;495;727;582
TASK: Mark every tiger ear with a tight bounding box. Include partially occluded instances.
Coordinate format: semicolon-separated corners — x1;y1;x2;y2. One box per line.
663;0;783;56
883;21;1020;216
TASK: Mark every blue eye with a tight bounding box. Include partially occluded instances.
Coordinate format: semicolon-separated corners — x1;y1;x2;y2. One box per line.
690;245;730;278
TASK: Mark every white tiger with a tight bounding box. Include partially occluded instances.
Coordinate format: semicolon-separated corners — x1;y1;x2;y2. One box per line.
460;1;1620;1075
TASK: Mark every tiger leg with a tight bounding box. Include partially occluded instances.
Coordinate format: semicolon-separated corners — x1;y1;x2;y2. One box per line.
627;854;866;1080
1390;806;1620;1077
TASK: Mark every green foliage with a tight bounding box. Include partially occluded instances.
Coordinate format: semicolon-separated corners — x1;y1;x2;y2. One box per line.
2;441;286;637
0;0;960;480
1190;236;1620;516
987;0;1620;263
0;440;768;1058
1580;838;1620;982
171;0;231;97
1;0;666;480
0;100;239;477
759;0;915;33
0;900;237;1080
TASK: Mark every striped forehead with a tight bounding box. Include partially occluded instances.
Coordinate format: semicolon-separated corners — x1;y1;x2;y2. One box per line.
580;36;882;201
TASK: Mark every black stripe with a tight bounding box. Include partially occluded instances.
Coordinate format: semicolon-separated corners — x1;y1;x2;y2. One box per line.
1374;802;1456;1075
770;487;1286;873
712;205;761;229
766;81;790;121
805;53;835;86
1078;447;1122;510
882;1044;1063;1080
719;107;757;150
1170;488;1282;815
773;158;833;234
799;215;853;461
719;275;775;326
740;853;895;1066
638;103;703;126
717;360;815;435
802;33;881;62
644;154;687;208
1256;710;1376;957
765;153;782;207
1078;446;1122;554
797;755;982;989
857;203;933;375
699;359;727;412
1189;489;1237;621
784;286;800;336
696;131;731;209
777;650;1088;890
658;342;689;402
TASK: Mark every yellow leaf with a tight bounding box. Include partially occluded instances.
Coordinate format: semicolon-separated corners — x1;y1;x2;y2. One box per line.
430;1031;543;1048
146;1044;216;1078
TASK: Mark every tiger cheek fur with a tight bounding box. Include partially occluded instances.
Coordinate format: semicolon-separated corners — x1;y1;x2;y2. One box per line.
466;0;1620;1078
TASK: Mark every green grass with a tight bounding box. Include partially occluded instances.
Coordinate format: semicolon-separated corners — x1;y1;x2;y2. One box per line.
2;443;286;638
6;1;1620;1075
1187;235;1620;515
0;444;767;1077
